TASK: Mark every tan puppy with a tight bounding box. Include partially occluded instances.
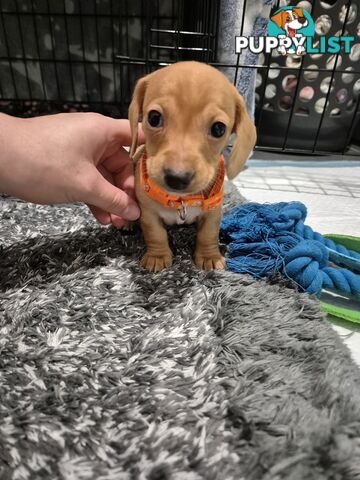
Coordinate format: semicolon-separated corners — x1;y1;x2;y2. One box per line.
129;61;256;272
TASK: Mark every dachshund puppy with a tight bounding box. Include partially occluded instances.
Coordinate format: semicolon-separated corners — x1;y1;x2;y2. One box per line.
129;61;256;272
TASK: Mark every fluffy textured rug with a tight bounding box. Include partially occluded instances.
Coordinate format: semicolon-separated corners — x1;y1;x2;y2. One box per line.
1;184;360;480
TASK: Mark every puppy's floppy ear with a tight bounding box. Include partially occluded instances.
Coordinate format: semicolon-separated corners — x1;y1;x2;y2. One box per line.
129;76;148;159
293;7;304;17
271;10;286;29
226;90;257;180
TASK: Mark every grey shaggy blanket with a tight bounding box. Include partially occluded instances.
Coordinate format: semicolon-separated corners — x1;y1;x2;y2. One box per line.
1;184;360;480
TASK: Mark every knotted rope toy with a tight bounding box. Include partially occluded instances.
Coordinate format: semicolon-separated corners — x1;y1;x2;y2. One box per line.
220;202;360;322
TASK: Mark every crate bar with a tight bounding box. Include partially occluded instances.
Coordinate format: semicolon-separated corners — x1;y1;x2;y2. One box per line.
114;56;360;75
151;28;215;36
144;0;151;72
31;0;47;100
63;1;76;101
117;1;130;106
46;0;61;100
0;11;169;19
0;100;118;105
94;0;104;105
125;0;131;102
0;10;18;98
254;145;359;156
204;0;210;63
208;0;215;63
150;45;213;52
153;0;159;63
110;0;117;104
194;0;199;50
171;0;175;58
77;2;90;103
233;0;248;86
176;0;181;62
213;0;221;64
255;0;280;141
312;0;352;153
2;55;356;75
342;93;360;155
15;0;33;99
281;55;306;151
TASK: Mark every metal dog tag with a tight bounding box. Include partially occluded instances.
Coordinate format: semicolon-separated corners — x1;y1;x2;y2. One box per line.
178;202;187;222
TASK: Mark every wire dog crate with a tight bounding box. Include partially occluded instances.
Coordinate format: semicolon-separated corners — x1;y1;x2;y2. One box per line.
0;0;359;156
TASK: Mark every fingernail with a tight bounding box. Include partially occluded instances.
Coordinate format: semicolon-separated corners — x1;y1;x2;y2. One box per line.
123;202;140;220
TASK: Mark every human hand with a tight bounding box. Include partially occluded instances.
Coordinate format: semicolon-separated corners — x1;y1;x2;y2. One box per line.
0;112;144;227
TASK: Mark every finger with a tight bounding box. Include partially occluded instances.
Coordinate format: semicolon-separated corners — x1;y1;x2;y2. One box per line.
101;146;131;174
87;203;126;229
87;204;111;225
98;160;136;228
110;214;127;229
91;165;129;229
101;148;136;200
116;158;135;193
85;169;140;221
98;163;115;182
103;118;145;148
86;166;115;224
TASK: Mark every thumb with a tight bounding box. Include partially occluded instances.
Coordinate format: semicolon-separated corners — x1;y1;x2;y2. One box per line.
84;170;140;221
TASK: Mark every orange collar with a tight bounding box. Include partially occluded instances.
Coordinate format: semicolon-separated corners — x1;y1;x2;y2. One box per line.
139;153;225;214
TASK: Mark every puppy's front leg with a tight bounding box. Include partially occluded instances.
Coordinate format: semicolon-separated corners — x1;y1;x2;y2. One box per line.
194;207;225;271
140;209;173;272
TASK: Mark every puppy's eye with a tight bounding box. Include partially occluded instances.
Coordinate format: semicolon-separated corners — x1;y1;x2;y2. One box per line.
148;110;163;128
210;122;226;138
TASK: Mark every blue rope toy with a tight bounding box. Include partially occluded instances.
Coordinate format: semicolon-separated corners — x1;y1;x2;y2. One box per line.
220;201;360;299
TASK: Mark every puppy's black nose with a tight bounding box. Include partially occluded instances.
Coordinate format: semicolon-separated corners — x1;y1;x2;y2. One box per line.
164;168;193;191
298;16;307;24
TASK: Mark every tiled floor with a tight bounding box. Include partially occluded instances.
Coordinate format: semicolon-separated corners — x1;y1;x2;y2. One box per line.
233;157;360;367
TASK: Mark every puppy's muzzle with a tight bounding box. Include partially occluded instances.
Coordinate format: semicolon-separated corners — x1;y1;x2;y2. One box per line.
164;168;194;191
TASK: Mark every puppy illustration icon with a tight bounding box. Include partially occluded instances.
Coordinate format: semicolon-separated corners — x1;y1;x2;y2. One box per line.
269;6;315;56
235;7;352;57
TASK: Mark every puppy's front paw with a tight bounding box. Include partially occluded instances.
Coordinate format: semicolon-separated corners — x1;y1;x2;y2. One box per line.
194;251;226;271
140;251;173;272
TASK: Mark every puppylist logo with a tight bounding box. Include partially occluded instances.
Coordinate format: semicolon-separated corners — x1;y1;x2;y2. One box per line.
235;6;355;56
